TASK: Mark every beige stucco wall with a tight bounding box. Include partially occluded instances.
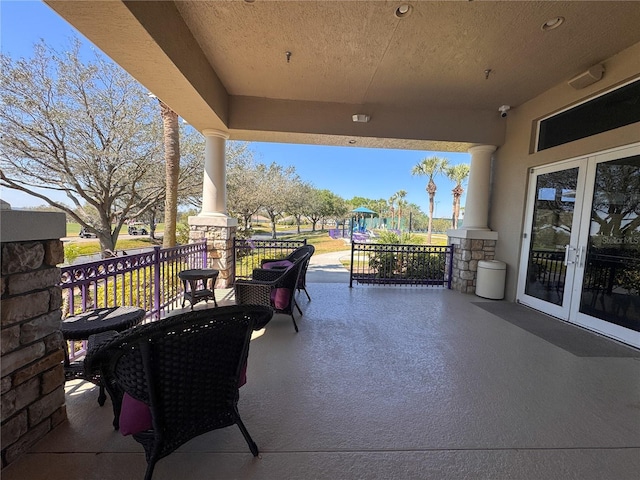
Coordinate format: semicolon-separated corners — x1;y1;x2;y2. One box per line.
491;41;640;301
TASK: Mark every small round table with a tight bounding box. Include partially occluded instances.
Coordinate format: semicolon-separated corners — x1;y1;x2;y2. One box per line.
178;269;219;309
61;306;145;405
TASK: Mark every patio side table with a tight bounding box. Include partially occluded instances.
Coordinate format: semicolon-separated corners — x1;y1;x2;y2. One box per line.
179;268;219;309
60;306;145;405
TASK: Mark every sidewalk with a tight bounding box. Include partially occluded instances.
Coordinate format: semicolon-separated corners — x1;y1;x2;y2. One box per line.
306;250;351;283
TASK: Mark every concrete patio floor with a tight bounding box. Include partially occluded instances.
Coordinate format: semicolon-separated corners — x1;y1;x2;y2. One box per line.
3;283;640;480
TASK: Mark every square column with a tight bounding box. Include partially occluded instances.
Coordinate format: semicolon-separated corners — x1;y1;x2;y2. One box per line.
1;208;67;466
188;215;237;288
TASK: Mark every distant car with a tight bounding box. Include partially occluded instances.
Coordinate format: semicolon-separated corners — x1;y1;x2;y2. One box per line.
127;223;149;235
78;227;97;238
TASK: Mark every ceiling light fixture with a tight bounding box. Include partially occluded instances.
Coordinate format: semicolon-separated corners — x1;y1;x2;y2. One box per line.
348;139;357;145
352;114;370;123
541;16;564;31
394;4;412;18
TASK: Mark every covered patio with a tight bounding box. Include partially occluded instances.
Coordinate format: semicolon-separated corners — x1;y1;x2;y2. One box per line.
2;1;640;475
3;283;639;480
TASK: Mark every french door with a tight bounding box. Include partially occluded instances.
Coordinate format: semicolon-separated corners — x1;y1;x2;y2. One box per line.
517;144;640;348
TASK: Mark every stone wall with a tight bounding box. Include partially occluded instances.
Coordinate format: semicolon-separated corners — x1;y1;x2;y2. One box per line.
449;237;496;294
188;216;237;288
1;239;66;467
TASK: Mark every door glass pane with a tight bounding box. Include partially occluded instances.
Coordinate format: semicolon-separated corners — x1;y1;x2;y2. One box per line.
579;155;640;332
524;168;579;305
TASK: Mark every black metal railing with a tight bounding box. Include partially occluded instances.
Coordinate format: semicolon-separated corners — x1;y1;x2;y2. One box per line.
528;250;566;292
233;238;307;280
350;242;453;287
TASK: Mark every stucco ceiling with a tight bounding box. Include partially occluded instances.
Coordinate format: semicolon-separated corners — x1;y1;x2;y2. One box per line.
46;1;640;151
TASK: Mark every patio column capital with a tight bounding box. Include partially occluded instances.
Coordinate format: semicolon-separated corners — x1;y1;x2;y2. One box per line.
461;144;497;231
202;128;230;140
200;130;229;216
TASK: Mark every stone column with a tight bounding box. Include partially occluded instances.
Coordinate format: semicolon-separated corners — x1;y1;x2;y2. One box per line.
447;145;499;294
189;128;237;288
1;207;67;466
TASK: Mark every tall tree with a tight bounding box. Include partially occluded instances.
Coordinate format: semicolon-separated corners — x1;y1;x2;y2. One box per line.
260;163;299;239
411;156;449;244
225;142;263;232
159;100;180;247
0;40;164;253
394;190;407;230
446;163;470;229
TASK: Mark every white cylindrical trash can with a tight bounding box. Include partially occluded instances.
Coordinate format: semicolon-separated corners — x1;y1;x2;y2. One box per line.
476;260;506;299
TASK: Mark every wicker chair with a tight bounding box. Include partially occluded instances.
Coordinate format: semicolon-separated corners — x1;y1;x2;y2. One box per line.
84;305;274;480
235;252;310;332
260;244;315;301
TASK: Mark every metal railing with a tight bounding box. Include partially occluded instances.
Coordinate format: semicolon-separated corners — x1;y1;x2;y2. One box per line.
233;238;306;280
60;241;207;360
350;242;453;288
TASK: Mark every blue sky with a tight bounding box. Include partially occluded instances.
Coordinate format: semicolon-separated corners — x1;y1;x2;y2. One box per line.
0;1;470;217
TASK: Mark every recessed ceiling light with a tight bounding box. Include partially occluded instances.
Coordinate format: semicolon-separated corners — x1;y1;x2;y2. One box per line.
394;4;412;18
541;16;564;31
348;139;357;145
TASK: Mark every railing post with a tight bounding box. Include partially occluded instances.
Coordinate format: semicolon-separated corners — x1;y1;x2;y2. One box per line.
447;244;454;289
349;241;355;288
153;246;161;320
202;239;208;268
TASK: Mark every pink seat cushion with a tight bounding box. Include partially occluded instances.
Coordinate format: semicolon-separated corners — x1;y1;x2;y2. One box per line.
119;392;152;436
270;288;291;310
263;260;293;269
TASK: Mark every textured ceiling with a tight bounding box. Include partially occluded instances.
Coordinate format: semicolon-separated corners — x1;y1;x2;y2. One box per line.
46;1;640;150
176;0;640;110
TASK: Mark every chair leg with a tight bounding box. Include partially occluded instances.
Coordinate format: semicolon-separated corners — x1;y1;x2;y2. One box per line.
290;313;299;332
294;299;303;316
236;416;260;457
303;287;311;301
144;461;157;480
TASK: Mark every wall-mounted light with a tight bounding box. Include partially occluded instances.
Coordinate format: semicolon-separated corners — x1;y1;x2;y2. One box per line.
352;114;370;123
568;64;605;89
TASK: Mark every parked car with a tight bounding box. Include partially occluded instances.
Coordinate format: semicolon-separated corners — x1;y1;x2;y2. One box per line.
78;227;97;238
127;223;149;235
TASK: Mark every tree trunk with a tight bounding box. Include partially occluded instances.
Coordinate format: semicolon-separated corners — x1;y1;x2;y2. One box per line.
160;101;180;247
427;179;437;244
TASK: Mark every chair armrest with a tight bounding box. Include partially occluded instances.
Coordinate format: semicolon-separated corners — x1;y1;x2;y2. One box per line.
234;281;273;307
260;257;282;266
252;268;284;282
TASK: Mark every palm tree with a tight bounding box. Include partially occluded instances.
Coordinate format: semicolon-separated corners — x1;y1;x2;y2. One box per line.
159;100;180;247
446;163;470;229
388;195;396;229
411;156;449;243
394;190;407;230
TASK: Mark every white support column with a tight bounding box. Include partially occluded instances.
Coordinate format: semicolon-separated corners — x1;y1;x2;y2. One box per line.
189;128;237;287
446;144;498;294
462;145;497;230
200;129;229;216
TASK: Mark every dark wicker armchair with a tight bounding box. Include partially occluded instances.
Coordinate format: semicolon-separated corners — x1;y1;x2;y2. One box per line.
235;252;310;332
84;305;274;480
260;244;315;301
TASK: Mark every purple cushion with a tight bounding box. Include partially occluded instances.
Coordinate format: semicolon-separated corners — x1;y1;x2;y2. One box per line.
238;361;247;388
119;392;152;436
263;260;293;270
270;288;291;310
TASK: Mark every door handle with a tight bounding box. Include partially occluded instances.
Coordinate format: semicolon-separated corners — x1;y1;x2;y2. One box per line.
563;245;577;266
